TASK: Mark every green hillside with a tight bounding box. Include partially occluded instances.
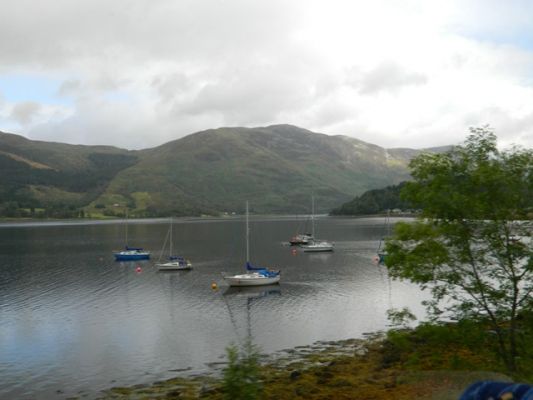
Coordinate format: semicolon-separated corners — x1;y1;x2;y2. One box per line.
0;131;137;217
330;182;412;215
1;125;435;217
92;125;415;216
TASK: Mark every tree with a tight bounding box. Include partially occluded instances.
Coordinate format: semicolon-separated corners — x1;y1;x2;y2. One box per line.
222;340;262;400
385;127;533;373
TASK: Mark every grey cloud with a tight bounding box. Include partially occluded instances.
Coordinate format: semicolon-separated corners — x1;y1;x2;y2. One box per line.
0;0;298;70
10;101;42;125
350;62;428;94
463;107;533;147
58;79;82;97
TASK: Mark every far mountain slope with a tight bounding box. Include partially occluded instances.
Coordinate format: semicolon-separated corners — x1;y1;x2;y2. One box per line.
0;131;138;215
93;125;420;215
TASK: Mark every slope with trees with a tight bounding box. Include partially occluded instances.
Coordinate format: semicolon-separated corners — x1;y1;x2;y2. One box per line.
330;182;412;215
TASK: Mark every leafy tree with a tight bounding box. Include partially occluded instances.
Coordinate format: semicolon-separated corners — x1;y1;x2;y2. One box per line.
385;127;533;373
222;340;262;400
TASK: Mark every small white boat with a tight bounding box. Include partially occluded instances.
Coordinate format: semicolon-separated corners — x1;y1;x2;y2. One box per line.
223;270;280;287
300;196;334;252
376;210;391;264
223;202;281;287
157;256;192;271
156;217;192;271
301;240;334;252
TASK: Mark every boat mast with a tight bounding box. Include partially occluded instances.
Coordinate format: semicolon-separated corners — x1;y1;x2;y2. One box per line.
169;216;173;256
246;201;250;263
311;196;315;237
125;208;129;247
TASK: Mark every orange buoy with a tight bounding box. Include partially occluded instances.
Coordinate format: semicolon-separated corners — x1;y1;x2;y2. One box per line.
211;282;218;290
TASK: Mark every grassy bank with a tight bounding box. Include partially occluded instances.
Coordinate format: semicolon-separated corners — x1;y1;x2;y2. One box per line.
99;320;532;400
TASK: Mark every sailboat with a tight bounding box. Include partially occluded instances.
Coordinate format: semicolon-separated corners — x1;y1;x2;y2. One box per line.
301;196;334;252
289;215;314;245
113;210;150;261
223;202;281;287
156;217;192;271
376;210;390;263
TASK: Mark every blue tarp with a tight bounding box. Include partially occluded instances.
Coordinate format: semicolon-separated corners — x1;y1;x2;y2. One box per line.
246;262;279;277
460;381;533;400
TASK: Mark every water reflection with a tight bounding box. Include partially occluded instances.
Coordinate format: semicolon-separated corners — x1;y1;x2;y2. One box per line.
222;286;282;344
0;216;426;399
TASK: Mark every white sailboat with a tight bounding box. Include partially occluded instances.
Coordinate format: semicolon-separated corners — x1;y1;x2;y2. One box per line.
301;196;334;252
156;217;192;271
223;202;281;286
377;209;391;263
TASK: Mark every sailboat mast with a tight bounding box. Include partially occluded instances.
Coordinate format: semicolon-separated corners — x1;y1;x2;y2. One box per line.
246;201;250;263
125;208;129;247
169;216;173;256
311;196;315;238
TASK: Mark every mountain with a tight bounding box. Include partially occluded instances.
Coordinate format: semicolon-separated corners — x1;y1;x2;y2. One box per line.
0;131;138;217
0;125;439;217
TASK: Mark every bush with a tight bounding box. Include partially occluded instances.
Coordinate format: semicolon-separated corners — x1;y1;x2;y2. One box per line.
222;340;262;400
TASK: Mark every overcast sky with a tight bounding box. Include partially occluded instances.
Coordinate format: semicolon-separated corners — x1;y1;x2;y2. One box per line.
1;0;532;150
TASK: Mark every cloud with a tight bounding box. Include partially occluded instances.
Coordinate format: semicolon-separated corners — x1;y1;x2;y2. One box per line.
10;101;42;125
0;0;532;149
346;62;427;95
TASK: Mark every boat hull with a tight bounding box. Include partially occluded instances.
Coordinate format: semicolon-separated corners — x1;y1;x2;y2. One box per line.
156;261;192;271
289;234;313;246
301;241;334;252
302;246;333;252
114;252;150;261
224;274;280;287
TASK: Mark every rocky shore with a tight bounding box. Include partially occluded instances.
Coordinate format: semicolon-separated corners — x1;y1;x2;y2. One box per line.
96;333;509;400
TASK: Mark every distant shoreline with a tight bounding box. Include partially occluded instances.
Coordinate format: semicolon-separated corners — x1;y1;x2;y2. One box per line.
0;213;412;228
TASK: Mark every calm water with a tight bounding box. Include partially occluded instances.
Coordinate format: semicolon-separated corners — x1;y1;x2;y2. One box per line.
0;216;426;399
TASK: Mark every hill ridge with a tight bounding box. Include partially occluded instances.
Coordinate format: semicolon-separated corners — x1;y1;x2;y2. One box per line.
0;125;432;217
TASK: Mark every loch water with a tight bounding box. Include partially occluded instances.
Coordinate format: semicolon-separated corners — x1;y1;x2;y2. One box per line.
0;216;426;399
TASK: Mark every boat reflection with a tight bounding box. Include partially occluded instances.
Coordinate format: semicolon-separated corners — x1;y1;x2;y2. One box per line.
222;286;281;344
223;285;281;299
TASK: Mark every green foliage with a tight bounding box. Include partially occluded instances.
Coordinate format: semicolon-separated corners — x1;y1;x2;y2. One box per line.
222;340;262;400
387;307;417;328
385;127;533;373
382;321;498;372
331;182;413;215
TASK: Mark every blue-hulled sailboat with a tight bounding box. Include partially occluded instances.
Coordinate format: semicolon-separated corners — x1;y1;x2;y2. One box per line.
113;211;150;261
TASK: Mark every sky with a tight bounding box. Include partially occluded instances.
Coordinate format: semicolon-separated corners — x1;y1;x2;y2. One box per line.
1;0;533;150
